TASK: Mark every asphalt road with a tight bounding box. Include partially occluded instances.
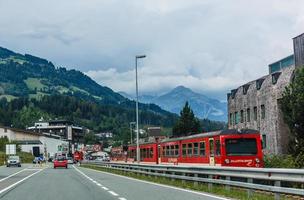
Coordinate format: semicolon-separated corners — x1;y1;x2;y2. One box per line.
0;164;229;200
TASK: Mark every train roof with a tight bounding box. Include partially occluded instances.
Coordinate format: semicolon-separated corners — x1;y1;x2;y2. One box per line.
160;129;259;143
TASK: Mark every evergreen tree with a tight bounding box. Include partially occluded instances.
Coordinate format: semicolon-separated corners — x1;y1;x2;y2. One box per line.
281;67;304;167
172;102;201;137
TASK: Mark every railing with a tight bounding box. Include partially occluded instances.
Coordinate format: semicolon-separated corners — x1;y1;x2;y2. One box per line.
81;161;304;200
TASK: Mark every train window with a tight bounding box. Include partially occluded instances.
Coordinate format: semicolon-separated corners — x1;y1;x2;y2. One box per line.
215;140;221;156
193;143;199;156
182;144;187;157
143;148;146;158
170;145;174;156
200;142;205;156
175;145;179;156
150;147;153;158
225;138;257;155
166;146;170;156
187;143;193;156
147;148;150;158
162;146;165;156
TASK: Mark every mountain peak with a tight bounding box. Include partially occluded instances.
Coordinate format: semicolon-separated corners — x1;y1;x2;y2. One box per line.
171;85;193;93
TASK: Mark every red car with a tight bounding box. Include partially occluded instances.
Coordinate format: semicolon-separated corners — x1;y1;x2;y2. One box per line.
54;156;68;169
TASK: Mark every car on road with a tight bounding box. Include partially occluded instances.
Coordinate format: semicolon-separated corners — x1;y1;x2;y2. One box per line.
53;156;68;169
7;155;21;167
67;157;74;164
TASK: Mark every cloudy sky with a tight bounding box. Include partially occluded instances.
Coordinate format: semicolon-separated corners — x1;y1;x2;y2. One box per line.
0;0;303;100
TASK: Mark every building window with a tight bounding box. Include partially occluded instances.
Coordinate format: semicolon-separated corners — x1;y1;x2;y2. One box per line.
235;112;239;124
229;113;233;125
272;72;281;84
262;135;267;149
261;105;265;119
247;108;250;122
256;79;265;90
240;110;244;123
254;106;257;121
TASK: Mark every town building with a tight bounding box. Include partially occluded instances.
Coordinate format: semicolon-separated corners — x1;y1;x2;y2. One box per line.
227;33;304;155
27;119;87;144
0;126;67;157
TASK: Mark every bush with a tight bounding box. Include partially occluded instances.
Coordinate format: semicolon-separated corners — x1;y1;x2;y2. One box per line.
17;151;34;163
264;154;297;168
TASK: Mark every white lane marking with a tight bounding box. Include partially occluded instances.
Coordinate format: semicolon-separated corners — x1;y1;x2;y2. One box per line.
82;166;229;200
74;166;128;200
102;186;109;190
0;169;27;182
24;168;43;171
108;191;119;196
0;169;43;194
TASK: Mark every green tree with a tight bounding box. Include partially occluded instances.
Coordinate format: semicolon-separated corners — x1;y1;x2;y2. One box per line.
281;67;304;167
172;102;201;137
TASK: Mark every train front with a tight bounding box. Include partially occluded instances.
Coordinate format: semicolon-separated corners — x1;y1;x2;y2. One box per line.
220;130;264;168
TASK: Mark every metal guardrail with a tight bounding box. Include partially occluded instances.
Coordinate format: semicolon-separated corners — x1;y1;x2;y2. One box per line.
81;161;304;199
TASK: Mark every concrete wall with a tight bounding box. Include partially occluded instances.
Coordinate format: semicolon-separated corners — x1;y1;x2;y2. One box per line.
227;66;294;155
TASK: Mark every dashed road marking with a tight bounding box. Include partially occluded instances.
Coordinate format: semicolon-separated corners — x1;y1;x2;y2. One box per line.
81;166;229;200
102;186;109;190
73;166;127;200
109;191;119;196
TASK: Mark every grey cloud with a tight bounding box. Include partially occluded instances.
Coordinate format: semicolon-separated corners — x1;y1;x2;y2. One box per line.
0;0;304;100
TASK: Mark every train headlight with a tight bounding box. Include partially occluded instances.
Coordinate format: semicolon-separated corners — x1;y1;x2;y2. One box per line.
255;158;260;163
225;159;230;164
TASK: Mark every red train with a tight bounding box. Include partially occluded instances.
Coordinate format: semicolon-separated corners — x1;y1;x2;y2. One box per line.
111;129;264;167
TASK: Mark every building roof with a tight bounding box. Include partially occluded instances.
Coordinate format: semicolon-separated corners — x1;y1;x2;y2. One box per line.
16;140;42;145
293;32;304;39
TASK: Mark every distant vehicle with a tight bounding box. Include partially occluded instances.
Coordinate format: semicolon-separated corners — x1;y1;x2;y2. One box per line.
33;156;44;164
7;155;21;167
48;156;54;162
95;155;110;162
33;157;38;164
67;157;74;164
73;151;83;163
53;156;68;169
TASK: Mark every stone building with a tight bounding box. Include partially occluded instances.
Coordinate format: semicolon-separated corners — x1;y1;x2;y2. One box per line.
227;33;304;155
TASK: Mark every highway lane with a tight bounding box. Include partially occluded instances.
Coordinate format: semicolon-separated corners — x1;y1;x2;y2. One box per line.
0;164;229;200
75;166;228;200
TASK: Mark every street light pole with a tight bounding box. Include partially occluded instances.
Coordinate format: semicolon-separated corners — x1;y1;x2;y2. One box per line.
135;55;146;163
129;122;135;144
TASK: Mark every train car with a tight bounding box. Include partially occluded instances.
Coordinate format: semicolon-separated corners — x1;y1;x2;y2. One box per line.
128;142;158;164
160;129;263;167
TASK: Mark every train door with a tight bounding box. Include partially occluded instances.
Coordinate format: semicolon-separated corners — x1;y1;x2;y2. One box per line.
158;144;161;164
209;138;215;166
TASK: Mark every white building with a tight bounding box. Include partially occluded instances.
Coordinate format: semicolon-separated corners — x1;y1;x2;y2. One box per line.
0;126;67;157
